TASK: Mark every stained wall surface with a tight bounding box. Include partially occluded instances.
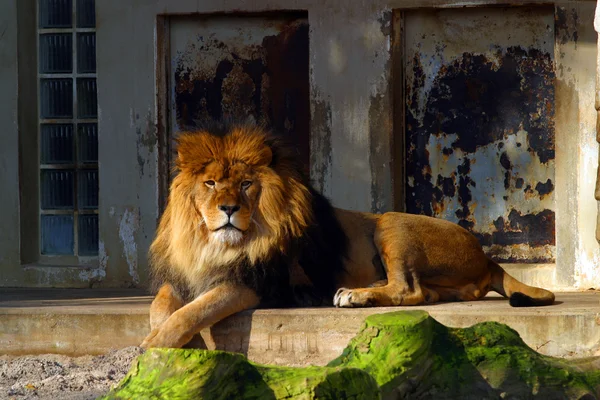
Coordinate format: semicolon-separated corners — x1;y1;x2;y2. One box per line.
0;0;597;290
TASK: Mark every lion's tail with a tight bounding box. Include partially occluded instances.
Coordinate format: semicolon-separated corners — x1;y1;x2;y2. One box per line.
488;260;555;307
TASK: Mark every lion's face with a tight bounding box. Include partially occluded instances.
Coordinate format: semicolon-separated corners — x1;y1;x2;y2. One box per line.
193;161;262;245
165;126;312;257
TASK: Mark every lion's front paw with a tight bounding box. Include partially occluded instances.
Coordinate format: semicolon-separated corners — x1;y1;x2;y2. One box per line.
334;287;377;308
333;287;353;307
140;327;191;349
140;329;159;349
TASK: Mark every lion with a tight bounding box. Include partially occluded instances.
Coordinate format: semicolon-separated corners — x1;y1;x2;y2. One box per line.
141;121;555;349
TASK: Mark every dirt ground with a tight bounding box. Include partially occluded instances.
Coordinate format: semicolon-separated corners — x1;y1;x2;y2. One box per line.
0;347;144;400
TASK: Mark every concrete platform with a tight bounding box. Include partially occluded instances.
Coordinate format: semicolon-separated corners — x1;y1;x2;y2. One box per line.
1;289;599;366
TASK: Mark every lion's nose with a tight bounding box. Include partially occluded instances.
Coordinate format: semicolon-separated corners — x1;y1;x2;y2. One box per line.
218;205;240;217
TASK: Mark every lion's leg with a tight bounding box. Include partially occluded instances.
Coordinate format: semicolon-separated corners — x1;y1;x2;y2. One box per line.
334;216;433;308
149;283;185;331
334;275;487;308
425;278;490;302
368;279;388;288
334;261;432;307
141;284;259;349
334;282;431;307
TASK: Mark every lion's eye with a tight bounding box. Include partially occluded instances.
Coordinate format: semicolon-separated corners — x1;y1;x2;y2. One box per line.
205;180;216;188
241;180;252;189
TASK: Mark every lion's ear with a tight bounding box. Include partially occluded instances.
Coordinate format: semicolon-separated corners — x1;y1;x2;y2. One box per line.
256;146;272;167
176;149;185;164
175;134;194;169
175;132;217;172
243;144;272;167
176;145;196;171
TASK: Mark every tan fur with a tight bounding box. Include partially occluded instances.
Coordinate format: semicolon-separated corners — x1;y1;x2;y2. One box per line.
142;124;555;349
142;125;315;348
148;126;312;296
142;283;259;349
333;212;555;308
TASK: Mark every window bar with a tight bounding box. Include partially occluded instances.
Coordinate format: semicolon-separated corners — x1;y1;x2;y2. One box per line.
72;0;79;256
36;0;44;256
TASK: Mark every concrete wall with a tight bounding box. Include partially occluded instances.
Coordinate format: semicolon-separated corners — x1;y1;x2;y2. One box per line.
0;0;598;290
0;0;21;285
555;1;600;289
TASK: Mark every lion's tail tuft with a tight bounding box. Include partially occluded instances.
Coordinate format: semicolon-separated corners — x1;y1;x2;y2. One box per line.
489;260;555;307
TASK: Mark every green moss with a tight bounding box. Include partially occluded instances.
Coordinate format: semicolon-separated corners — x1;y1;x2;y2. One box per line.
101;349;379;400
327;311;436;393
102;311;600;400
102;350;275;399
451;322;599;399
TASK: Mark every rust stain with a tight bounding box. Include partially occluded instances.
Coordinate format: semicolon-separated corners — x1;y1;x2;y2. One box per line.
135;111;157;178
555;7;579;46
172;14;309;171
369;93;392;213
156;17;170;215
310;98;333;194
405;9;556;263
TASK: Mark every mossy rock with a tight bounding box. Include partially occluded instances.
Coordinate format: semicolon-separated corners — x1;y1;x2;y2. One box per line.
100;349;379;399
101;311;600;400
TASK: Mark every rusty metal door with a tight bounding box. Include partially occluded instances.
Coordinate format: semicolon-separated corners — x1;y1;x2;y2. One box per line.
404;7;556;263
166;13;309;169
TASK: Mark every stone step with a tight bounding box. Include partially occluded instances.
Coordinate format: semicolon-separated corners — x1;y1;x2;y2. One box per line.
0;289;599;366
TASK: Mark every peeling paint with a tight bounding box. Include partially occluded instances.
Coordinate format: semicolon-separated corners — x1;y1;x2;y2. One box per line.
310;97;332;194
135;110;157;178
21;264;105;288
119;208;140;284
5;0;598;292
405;7;555;263
555;2;600;289
169;13;309;172
556;7;579;46
138;110;157;150
377;10;392;37
368;10;394;213
129;107;135;128
98;240;108;270
78;266;106;283
369;92;392;213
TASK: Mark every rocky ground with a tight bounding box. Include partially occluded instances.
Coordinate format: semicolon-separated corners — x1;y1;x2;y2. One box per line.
0;347;144;400
102;311;600;400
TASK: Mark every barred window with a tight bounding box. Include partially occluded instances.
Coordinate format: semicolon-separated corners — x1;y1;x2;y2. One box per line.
37;0;98;257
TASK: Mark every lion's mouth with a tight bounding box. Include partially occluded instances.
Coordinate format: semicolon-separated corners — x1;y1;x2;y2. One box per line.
216;222;243;232
212;222;245;245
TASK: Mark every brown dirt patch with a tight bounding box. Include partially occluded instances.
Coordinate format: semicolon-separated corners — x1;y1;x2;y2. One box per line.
0;347;143;400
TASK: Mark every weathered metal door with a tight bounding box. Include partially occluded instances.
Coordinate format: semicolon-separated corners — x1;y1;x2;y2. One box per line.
404;7;556;263
166;13;309;170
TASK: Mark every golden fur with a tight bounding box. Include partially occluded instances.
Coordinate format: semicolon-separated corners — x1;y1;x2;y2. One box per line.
141;123;555;349
150;126;312;282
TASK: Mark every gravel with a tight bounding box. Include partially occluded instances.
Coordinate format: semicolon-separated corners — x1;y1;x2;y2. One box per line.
0;347;144;400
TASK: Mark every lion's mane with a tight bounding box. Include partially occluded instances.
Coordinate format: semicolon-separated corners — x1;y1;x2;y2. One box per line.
149;122;347;307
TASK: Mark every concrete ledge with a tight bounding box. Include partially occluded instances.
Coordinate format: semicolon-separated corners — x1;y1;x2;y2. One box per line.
501;264;558;290
1;289;599;366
